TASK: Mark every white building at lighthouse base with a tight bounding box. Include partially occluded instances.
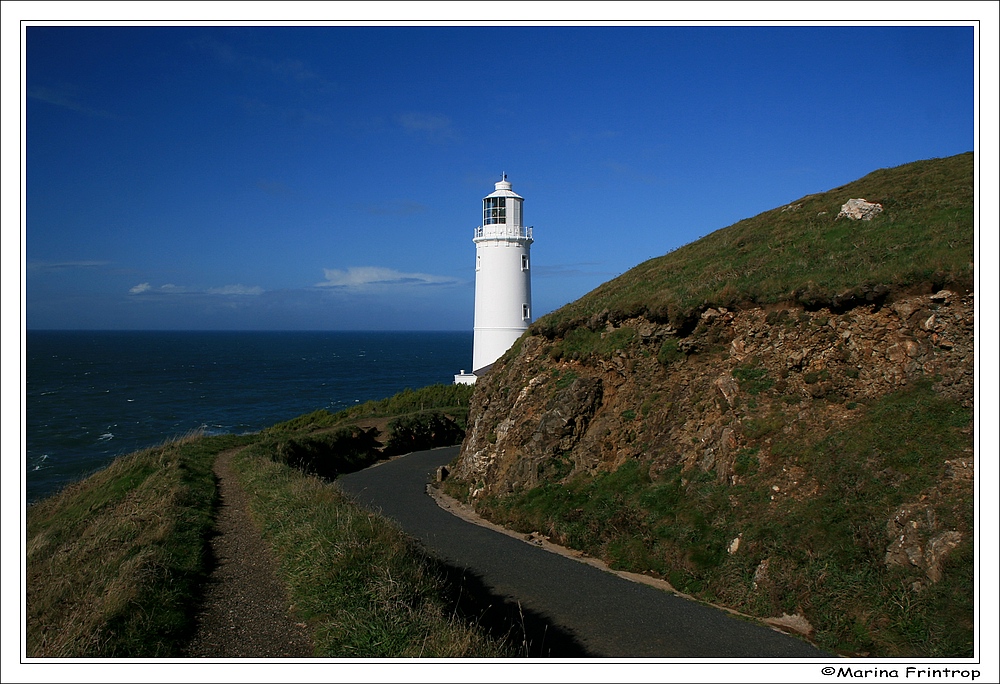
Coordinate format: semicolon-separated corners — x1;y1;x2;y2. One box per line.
453;370;478;385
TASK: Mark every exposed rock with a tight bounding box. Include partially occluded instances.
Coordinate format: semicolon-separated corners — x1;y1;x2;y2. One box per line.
890;299;921;321
763;613;814;638
529;376;604;457
929;290;955;304
752;558;770;590
944;456;974;482
459;291;972;494
453;291;974;592
925;531;963;582
884;504;964;583
714;374;740;409
837;198;883;220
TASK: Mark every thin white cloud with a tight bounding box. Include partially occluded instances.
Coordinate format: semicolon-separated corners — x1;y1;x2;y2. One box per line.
128;282;263;296
197;38;336;92
206;284;264;296
237;96;334;127
28;260;111;272
316;266;460;289
27;85;116;119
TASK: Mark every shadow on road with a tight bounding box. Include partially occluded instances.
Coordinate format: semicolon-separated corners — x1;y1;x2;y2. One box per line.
431;557;593;657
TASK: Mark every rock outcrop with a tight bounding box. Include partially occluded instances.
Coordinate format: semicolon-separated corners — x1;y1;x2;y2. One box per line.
454;290;973;498
837;198;884;220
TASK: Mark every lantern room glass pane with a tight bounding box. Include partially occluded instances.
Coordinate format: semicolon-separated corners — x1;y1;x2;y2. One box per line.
483;197;506;225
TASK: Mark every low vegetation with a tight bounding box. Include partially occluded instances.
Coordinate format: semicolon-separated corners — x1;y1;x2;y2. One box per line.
257;384;473;479
534;153;973;336
229;443;514;657
25;384;506;658
25;432;253;657
269;383;474;433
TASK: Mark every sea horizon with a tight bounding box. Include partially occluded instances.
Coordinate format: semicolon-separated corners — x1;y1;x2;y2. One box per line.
25;329;474;503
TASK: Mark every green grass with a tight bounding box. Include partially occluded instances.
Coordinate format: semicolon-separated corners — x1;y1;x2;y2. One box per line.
26;432;254;657
270;383;475;433
231;444;514;657
533;153;973;337
460;154;974;655
549;326;638;361
25;153;975;659
732;363;775;395
657;338;684;366
26;383;512;659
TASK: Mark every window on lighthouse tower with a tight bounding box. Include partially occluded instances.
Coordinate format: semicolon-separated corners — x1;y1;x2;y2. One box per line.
521;254;529;271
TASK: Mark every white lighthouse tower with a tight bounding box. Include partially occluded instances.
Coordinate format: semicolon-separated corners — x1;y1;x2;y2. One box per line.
454;175;533;384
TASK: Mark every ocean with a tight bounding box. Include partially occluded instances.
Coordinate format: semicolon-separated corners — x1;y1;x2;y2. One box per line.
25;330;474;504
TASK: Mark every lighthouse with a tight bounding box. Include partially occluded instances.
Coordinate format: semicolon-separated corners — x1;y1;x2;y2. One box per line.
454;175;533;384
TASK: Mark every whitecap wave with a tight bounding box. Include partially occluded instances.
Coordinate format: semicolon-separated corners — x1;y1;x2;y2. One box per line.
98;433;114;441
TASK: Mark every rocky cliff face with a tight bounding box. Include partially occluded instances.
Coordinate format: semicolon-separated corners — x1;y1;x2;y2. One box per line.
456;289;972;490
452;288;974;587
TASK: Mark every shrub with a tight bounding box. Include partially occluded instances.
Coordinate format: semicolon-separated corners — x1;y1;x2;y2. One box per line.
384;412;465;456
273;426;382;479
657;338;684;366
733;448;760;476
732;364;774;395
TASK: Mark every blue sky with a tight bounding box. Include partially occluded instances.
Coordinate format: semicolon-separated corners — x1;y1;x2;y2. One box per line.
20;20;980;330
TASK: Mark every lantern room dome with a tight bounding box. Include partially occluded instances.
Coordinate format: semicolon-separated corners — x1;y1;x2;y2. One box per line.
486;176;522;199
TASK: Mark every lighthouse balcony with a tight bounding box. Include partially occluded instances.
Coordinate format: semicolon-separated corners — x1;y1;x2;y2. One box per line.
474;225;533;241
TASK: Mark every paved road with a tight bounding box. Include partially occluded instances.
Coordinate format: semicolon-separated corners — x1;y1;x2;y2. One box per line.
337;446;830;658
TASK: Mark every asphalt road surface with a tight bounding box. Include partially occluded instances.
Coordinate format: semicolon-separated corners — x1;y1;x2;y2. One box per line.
337;446;830;659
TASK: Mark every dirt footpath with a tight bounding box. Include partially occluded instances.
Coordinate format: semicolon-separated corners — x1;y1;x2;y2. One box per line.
185;448;313;658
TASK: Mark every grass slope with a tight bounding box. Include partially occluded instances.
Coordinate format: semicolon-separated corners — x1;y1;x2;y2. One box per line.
25;385;509;658
26;432;251;657
231;443;512;657
536;152;973;336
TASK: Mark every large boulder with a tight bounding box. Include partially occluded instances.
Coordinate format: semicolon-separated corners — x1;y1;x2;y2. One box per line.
837;198;883;221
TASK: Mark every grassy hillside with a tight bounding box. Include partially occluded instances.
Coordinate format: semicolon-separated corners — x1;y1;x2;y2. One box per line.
26;432;251;657
25;384;509;658
536;152;973;336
